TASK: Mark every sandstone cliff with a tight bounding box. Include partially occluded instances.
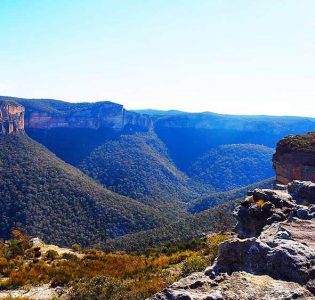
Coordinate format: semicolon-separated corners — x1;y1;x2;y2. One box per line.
273;132;315;184
22;101;153;131
0;101;25;134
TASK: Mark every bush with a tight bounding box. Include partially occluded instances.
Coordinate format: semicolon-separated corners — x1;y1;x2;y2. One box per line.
256;199;265;208
72;243;82;252
46;250;59;261
181;255;207;276
69;276;130;300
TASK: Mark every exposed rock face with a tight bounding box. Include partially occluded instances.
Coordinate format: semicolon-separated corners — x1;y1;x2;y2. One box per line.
23;101;153;131
273;132;315;184
288;180;315;204
151;183;315;299
234;189;295;238
0;101;25;134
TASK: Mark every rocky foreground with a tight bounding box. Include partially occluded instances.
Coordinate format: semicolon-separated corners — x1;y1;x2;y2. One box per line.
151;181;315;299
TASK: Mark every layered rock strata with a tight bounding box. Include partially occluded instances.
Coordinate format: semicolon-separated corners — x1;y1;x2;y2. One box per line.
0;101;25;134
273;132;315;184
23;101;153;131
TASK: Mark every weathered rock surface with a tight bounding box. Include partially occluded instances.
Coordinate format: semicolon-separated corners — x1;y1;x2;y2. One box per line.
0;284;68;299
288;180;315;204
0;101;24;134
273;132;315;184
234;188;295;238
23;101;153;131
151;272;313;300
151;183;315;299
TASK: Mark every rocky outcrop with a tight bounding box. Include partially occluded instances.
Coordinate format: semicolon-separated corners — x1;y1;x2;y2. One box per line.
151;183;315;299
152;271;313;300
234;189;295;238
23;101;153;131
273;132;315;184
0;101;24;134
288;180;315;204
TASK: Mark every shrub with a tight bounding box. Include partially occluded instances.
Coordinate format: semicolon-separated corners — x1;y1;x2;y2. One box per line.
256;199;265;208
46;250;59;261
61;253;79;261
72;243;82;252
69;276;130;300
181;255;207;276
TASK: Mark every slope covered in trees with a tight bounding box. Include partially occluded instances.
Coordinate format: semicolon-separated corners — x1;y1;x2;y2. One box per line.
103;203;235;252
0;135;169;247
80;132;198;207
103;178;274;252
189;144;275;191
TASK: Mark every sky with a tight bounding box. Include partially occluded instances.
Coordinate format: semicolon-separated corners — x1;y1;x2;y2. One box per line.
0;0;315;116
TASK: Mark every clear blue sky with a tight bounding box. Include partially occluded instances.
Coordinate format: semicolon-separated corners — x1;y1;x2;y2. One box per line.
1;0;315;116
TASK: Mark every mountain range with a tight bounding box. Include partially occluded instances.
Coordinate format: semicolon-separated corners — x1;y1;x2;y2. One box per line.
2;96;315;247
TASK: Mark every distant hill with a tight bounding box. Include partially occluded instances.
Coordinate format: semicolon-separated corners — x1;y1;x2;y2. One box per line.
188;177;274;213
103;178;274;252
80;132;197;212
132;109;186;120
155;112;315;171
2;96;315;208
102;202;235;252
189;144;275;191
0;134;169;247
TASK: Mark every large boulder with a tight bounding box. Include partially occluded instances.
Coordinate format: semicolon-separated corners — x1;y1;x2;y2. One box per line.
207;219;315;286
234;189;295;238
288;180;315;204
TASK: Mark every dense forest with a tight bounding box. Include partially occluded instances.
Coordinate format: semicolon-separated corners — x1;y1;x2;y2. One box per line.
189;144;274;191
3;97;308;207
0;135;170;247
80;132;197;207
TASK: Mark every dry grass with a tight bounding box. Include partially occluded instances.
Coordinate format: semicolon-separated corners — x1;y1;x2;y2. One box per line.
0;231;231;299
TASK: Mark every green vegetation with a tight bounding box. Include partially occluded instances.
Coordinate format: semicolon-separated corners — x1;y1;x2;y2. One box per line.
0;230;230;299
80;132;197;209
188;177;274;213
276;132;315;154
102;203;235;252
0;135;169;247
2;96;115;116
189;144;275;191
181;255;207;275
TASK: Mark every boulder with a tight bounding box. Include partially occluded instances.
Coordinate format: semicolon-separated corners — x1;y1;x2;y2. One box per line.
234;189;295;238
288;180;315;204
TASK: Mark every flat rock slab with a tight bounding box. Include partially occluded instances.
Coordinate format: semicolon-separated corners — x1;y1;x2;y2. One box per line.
281;220;315;251
0;284;67;299
151;272;313;300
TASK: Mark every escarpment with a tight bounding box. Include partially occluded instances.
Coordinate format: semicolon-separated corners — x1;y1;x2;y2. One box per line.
22;101;153;131
273;132;315;184
0;101;25;134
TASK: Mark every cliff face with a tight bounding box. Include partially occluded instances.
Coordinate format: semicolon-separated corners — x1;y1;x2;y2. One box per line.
0;101;25;134
273;132;315;184
23;101;153;131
